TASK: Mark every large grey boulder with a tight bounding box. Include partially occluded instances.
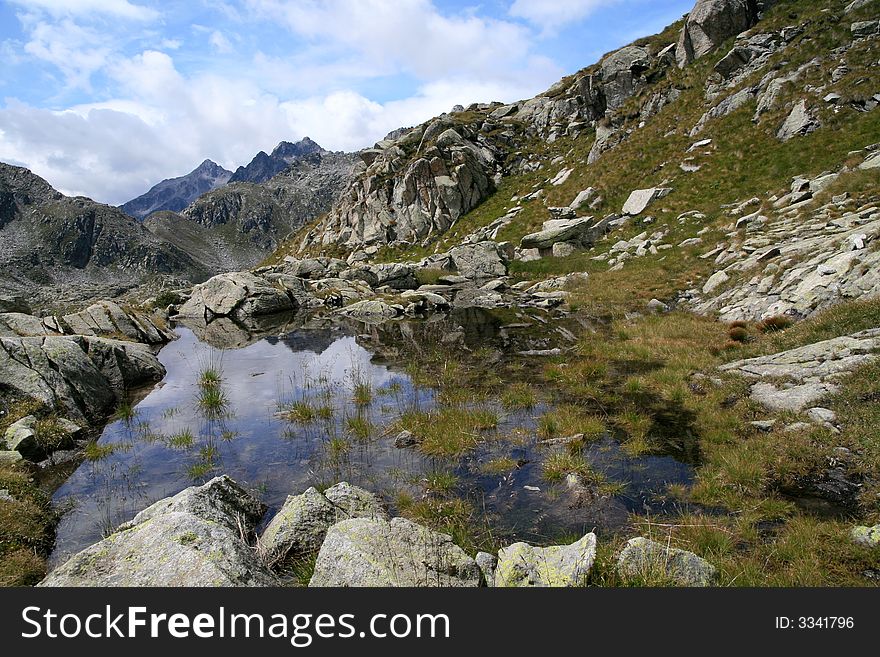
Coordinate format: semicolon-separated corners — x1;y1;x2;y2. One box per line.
370;262;418;290
260;483;386;564
0;313;54;337
41;476;276;587
676;0;762;68
40;511;277;587
494;533;597;587
449;241;508;279
721;330;880;411
777;100;821;142
309;517;481;587
617;537;718;586
600;46;651;111
178;271;297;322
3;415;80;462
622;188;672;215
60;301;172;344
521;216;611;250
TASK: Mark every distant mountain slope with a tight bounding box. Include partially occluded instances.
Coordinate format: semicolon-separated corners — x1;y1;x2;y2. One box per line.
121;159;232;220
143;150;357;274
0;162;208;309
228;137;324;184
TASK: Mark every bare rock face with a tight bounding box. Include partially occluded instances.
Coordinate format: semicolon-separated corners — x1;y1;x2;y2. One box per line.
776;99;821;141
676;0;764;68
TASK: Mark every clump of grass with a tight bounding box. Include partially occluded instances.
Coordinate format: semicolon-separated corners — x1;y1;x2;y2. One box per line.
538;405;605;441
198;386;228;419
352;381;373;407
500;383;539;410
326;437;351;462
315;405;335;421
415;268;447;286
114;401;137;423
283;401;316;424
198;368;222;388
398;407;498;458
83;441;120;461
346;415;374;441
757;315;794;333
424;471;459;496
727;326;750;343
542;451;598;484
166;429;195;448
33;417;72;454
481;456;520;475
615;409;653;456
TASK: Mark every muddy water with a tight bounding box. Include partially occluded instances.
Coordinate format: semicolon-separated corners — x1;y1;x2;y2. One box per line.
49;311;694;564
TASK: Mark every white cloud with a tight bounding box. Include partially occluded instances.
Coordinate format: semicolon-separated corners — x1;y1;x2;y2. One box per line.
7;0;158;21
22;19;113;90
509;0;618;33
246;0;534;81
209;30;234;54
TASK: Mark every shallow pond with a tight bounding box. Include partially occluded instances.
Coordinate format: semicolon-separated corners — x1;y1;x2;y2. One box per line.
50;312;695;564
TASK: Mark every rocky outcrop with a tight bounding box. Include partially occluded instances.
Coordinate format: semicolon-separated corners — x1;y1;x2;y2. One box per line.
676;0;765;68
41;477;277;587
617;537;718;586
851;524;880;548
720;329;880;411
0;334;165;422
309;516;481;587
494;533;597;587
776;99;821;141
301;125;500;249
259;483;386;565
3;415;81;462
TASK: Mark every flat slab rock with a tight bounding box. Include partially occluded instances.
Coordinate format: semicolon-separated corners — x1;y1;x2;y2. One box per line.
309;517;481;587
720;329;880;411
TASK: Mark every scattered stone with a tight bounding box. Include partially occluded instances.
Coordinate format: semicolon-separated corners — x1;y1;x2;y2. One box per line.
702;270;730;294
622;188;672;216
647;298;669;313
750;420;777;432
777;100;821;142
475;552;497;587
807;407;837;424
617;537;718;586
494;533;596;587
851;525;880;548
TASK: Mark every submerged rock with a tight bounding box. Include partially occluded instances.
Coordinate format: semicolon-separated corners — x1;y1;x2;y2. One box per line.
617;537;718;586
41;476;276;587
309;517;481;587
494;533;597;587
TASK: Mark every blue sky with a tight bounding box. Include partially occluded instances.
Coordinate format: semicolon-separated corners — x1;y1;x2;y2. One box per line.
0;0;693;204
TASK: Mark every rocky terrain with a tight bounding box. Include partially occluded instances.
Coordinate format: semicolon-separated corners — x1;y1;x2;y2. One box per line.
2;0;880;587
121;159;233;220
228;137;325;184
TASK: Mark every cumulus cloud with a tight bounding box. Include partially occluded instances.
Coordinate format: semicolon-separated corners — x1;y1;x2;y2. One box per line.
509;0;618;33
0;0;566;205
7;0;158;21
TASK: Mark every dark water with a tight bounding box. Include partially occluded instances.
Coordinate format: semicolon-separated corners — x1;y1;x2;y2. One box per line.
50;314;694;564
